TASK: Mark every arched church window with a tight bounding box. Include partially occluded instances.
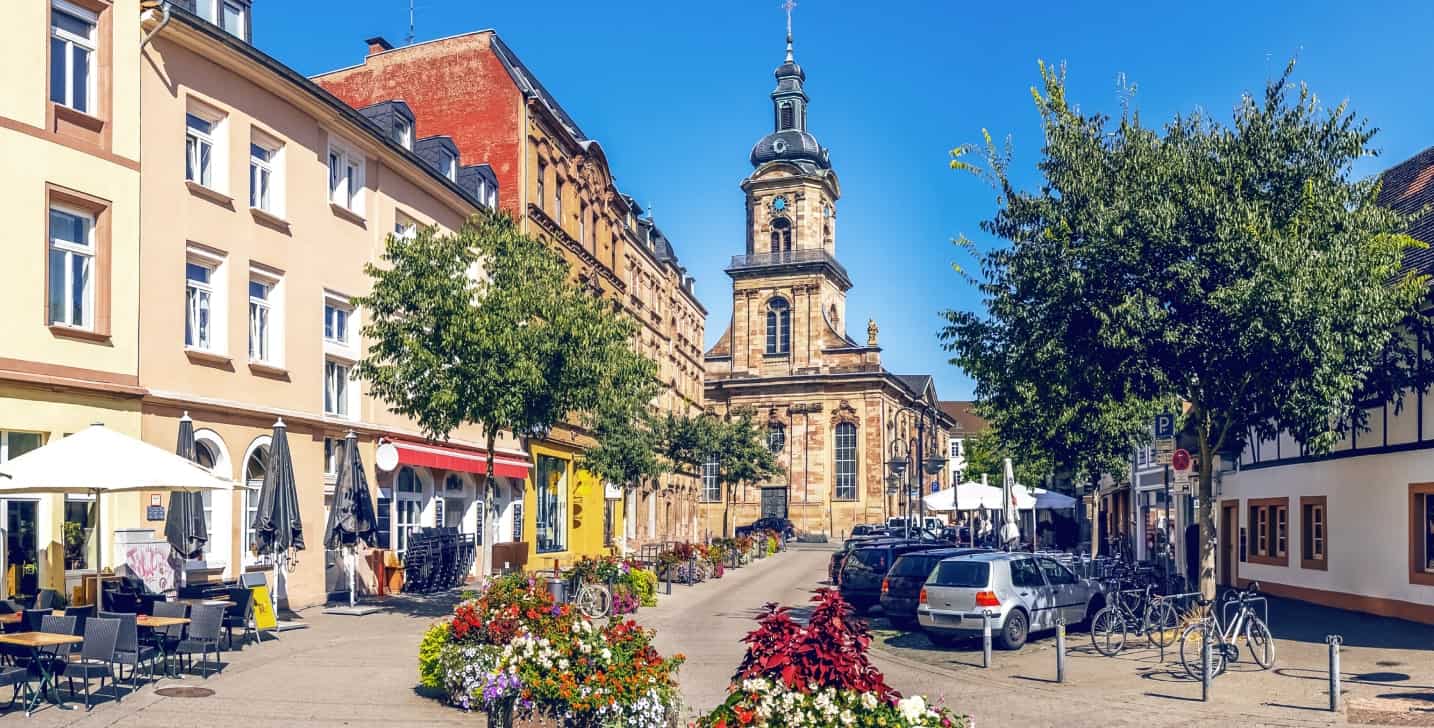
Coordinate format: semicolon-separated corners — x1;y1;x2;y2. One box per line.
770;217;793;255
766;297;791;355
780;102;795;130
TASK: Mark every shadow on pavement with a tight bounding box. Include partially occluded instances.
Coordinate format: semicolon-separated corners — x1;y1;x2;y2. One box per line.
1142;691;1203;703
1254;592;1434;651
1275;666;1434;692
361;590;467;619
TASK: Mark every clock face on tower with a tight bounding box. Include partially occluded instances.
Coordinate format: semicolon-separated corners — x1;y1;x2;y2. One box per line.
771;196;788;213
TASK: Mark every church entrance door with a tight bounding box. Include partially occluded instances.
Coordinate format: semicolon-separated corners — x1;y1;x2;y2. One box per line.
760;487;789;519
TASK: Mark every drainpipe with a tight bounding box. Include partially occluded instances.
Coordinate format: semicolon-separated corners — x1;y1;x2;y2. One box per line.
141;2;173;48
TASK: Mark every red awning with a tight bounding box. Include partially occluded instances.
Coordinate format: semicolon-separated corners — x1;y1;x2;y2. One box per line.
392;440;531;480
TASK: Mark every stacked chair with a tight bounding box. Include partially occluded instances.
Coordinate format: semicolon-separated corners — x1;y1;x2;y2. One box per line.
402;528;478;594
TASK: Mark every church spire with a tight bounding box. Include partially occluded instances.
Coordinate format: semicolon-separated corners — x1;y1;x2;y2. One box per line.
747;0;829;170
784;0;795;64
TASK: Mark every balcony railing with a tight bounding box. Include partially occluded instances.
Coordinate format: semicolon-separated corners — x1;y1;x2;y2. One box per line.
728;249;850;280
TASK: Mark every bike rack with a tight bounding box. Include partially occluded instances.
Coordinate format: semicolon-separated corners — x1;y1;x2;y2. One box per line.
1220;595;1268;632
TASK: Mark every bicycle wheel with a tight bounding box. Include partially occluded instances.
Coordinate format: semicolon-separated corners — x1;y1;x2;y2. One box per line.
1090;606;1127;657
577;585;612;619
1145;600;1180;649
1179;622;1228;680
1245;616;1275;669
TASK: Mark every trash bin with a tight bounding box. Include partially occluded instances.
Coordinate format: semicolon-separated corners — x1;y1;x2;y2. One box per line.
546;576;566;604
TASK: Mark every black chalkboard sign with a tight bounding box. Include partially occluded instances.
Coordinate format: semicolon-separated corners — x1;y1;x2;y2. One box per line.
146;505;165;522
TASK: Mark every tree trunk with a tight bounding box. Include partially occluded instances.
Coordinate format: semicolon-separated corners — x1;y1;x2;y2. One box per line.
1197;433;1217;600
722;477;734;539
481;432;498;579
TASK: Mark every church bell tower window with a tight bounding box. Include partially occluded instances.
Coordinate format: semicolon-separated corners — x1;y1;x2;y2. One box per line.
770;217;793;255
780;103;795;130
766;297;791;355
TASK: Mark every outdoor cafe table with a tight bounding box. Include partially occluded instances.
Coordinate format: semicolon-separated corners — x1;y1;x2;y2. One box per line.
0;632;83;714
0;610;66;626
137;615;191;678
174;598;235;608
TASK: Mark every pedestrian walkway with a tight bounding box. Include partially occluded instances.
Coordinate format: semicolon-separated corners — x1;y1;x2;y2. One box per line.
5;594;468;727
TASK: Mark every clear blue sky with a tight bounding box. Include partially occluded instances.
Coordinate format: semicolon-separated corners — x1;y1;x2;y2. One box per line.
263;1;1434;401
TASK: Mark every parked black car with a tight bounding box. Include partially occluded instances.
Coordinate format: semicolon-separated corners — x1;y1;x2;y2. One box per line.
879;547;990;628
829;535;899;583
851;524;889;537
839;540;947;614
735;517;795;539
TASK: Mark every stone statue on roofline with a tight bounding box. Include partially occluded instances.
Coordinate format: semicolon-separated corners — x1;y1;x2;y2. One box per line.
867;318;878;346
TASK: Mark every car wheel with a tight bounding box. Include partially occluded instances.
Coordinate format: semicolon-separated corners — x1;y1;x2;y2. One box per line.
998;609;1029;650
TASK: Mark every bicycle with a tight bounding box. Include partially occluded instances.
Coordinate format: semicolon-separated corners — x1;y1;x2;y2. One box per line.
1178;582;1274;679
573;579;613;619
1089;582;1180;656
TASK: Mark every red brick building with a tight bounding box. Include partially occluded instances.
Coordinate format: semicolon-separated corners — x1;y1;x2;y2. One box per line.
313;33;708;551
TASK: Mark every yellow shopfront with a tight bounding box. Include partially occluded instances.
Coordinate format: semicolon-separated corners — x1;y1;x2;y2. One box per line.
526;442;620;568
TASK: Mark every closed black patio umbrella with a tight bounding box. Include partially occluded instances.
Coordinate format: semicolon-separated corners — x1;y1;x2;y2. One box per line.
251;418;304;611
323;431;378;608
166;413;209;587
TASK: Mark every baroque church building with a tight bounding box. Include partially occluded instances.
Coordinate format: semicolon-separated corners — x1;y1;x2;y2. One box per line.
701;26;954;538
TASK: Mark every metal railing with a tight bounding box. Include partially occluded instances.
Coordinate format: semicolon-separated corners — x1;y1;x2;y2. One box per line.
728;249;850;279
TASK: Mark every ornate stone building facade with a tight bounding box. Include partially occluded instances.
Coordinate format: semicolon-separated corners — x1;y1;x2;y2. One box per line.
701;29;952;538
315;31;707;554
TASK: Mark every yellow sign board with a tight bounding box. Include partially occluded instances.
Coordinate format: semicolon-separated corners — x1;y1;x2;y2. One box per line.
250;585;277;631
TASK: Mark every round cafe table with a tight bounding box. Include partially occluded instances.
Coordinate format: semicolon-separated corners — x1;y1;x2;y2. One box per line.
0;631;84;714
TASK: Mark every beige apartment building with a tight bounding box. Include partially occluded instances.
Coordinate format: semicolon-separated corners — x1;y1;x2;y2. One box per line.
136;4;522;608
0;0;144;603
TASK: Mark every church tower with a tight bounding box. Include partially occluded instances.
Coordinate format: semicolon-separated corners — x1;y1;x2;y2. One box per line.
707;14;860;379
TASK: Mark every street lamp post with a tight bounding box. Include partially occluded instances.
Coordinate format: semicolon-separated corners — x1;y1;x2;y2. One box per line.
888;402;948;537
886;439;910;538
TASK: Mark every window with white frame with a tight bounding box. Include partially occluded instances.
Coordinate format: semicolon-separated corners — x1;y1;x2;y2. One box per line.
391;117;412;149
327;138;365;214
48;205;94;329
242;440;272;566
701;454;720;502
323;437;339;480
394;211;417;240
185;247;226;352
249;134;283;215
248;267;281;364
0;432;46;463
219;0;244;38
49;1;96;114
185;105;226;191
437;148;456;181
395;466;422;554
324;359;351;418
324;297;353;347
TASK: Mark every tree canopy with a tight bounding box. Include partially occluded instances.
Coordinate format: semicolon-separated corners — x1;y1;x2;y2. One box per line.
355;209;655;566
943;62;1429;595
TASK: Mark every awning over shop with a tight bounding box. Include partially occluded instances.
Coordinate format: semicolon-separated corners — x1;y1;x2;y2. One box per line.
391;440;531;480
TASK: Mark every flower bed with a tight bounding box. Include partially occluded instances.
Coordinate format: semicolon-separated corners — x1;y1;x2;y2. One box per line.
566;555;658;612
419;573;684;727
696;588;967;728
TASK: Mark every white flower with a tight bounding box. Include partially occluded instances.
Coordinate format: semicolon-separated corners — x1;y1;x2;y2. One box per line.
897;695;927;722
861;692;879;710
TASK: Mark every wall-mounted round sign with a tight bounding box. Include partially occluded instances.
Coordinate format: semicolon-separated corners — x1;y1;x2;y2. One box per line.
1171;448;1191;472
375;441;400;472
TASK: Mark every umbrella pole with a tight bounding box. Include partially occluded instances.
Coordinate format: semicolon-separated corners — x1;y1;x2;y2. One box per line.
272;554;281;616
348;546;356;609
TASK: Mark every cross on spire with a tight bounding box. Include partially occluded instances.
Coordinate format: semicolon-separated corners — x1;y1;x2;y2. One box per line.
782;0;797;62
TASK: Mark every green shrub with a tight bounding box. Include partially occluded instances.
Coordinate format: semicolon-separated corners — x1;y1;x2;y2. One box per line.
417;621;451;690
630;567;658;607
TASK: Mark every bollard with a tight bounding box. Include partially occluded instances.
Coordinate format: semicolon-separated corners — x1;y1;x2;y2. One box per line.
982;610;993;669
1200;631;1212;702
1055;617;1067;683
1327;635;1343;713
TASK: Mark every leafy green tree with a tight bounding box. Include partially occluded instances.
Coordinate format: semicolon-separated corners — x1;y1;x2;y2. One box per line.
944;62;1428;597
355;209;653;572
707;409;781;538
961;428;1051;488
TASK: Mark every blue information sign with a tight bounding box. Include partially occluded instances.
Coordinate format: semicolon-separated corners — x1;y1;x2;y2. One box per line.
1154;413;1176;440
146;505;165;522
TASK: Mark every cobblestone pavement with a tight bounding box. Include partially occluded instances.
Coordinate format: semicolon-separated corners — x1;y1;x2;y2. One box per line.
4;593;467;727
639;543;1434;727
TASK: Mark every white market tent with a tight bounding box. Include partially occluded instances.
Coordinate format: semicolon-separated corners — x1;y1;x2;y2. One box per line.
1013;484;1078;510
0;424;230;582
924;481;1034;512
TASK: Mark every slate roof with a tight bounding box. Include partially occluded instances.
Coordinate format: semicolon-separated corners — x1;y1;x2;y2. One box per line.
1377;146;1434;274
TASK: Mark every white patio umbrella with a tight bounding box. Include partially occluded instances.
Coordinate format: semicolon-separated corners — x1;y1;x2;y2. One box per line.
0;424;230;587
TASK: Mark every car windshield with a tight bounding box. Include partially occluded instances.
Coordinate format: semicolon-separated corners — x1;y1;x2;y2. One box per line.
848;548;889;573
930;560;990;588
889;556;936;578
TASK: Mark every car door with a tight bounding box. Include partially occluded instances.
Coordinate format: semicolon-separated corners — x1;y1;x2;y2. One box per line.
1036;557;1083;625
1007;557;1048;630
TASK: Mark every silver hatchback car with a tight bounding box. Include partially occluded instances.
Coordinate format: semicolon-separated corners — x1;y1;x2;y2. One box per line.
917;552;1104;650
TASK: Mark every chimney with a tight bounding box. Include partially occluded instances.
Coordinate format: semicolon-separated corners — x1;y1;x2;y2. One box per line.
366;36;393;55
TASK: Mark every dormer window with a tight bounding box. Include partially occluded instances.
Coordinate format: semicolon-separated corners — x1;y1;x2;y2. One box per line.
779;102;794;130
438;149;456;181
196;0;247;41
391;117;412;150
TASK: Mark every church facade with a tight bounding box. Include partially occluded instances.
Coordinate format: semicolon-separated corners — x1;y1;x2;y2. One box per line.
700;28;954;539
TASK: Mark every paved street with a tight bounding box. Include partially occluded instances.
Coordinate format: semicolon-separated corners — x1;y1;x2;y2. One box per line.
640;544;1434;727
